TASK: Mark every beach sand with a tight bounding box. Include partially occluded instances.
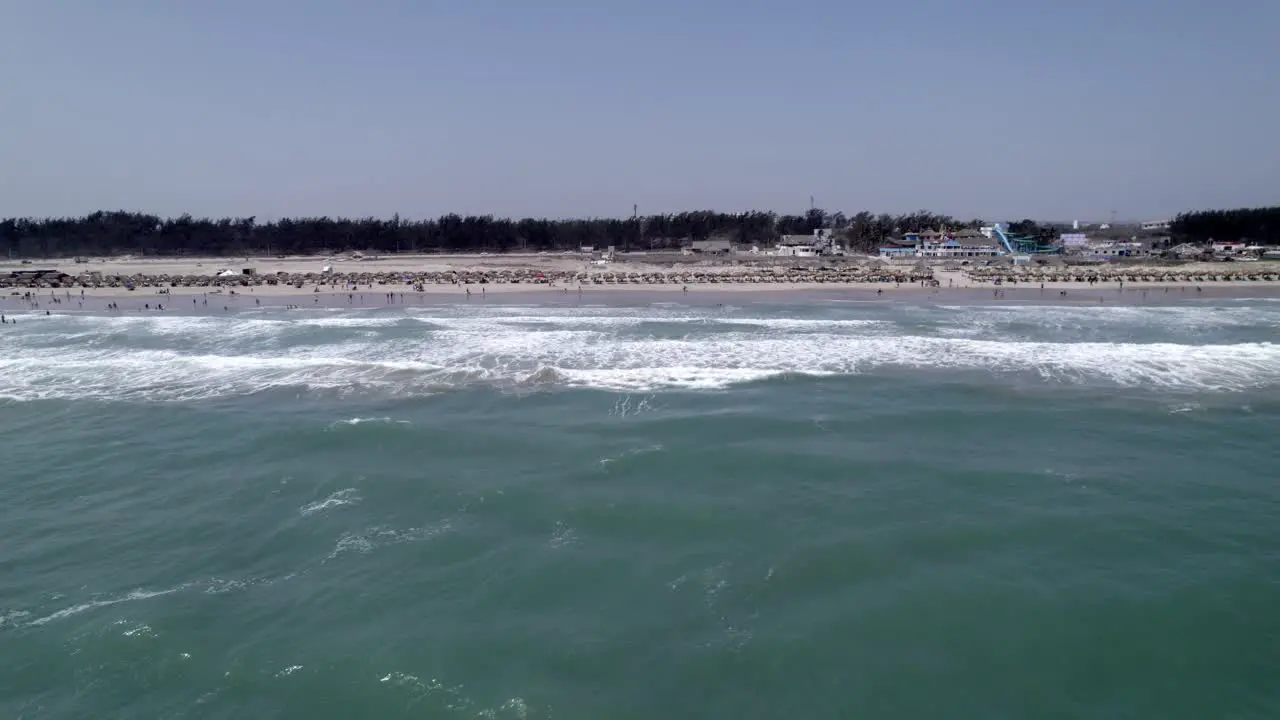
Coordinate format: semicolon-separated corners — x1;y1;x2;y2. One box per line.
2;255;1279;314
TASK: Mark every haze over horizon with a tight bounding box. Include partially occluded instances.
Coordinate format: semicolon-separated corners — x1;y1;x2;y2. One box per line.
3;0;1278;223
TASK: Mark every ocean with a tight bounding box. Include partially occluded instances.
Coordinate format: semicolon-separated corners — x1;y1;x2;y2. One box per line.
2;295;1278;718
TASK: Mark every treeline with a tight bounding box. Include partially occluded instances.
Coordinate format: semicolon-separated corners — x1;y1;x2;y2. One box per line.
4;206;1274;258
0;209;978;258
1171;206;1280;244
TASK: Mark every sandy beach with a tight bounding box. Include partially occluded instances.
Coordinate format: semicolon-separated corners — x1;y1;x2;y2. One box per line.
2;254;1279;313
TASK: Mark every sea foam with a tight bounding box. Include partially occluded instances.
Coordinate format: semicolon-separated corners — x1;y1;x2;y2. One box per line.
1;304;1277;400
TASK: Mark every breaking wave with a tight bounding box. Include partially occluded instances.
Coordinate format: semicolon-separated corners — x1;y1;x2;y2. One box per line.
2;303;1278;400
299;488;361;516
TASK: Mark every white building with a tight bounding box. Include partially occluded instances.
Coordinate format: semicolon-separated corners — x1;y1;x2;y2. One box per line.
917;240;1000;258
775;229;841;256
1074;242;1151;259
1141;220;1171;231
1212;241;1247;254
776;244;818;257
878;239;998;259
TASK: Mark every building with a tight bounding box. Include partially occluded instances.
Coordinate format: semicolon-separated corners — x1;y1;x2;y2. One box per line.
1212;241;1247;255
917;240;1000;258
878;235;999;259
776;243;819;257
1060;233;1089;247
1073;241;1151;259
878;246;917;258
690;239;732;254
1141;220;1171;231
1169;243;1206;258
775;229;842;256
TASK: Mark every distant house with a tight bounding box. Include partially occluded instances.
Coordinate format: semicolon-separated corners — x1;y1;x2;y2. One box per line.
1212;241;1247;254
879;246;918;258
778;234;816;246
1076;242;1150;259
1141;220;1171;231
690;239;732;254
1169;243;1205;258
775;234;819;257
901;229;942;245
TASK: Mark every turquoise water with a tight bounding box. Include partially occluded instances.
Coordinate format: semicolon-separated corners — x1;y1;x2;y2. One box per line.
3;298;1279;718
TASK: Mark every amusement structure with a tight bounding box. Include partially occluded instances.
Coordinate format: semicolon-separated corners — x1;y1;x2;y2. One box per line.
991;224;1062;255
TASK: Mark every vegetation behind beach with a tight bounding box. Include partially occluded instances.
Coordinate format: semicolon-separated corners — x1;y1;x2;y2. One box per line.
1;206;1276;259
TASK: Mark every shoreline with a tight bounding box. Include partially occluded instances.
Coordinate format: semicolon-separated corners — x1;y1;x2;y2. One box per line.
4;282;1279;317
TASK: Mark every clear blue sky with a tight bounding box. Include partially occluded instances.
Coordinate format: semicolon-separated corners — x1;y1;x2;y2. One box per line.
2;0;1277;222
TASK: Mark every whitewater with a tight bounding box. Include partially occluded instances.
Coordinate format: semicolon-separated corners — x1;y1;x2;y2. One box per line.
1;299;1278;402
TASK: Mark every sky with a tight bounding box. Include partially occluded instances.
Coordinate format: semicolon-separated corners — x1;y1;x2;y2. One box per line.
2;0;1278;223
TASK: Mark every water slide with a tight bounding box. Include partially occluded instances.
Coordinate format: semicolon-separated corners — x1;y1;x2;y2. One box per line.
991;225;1063;255
991;225;1018;254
